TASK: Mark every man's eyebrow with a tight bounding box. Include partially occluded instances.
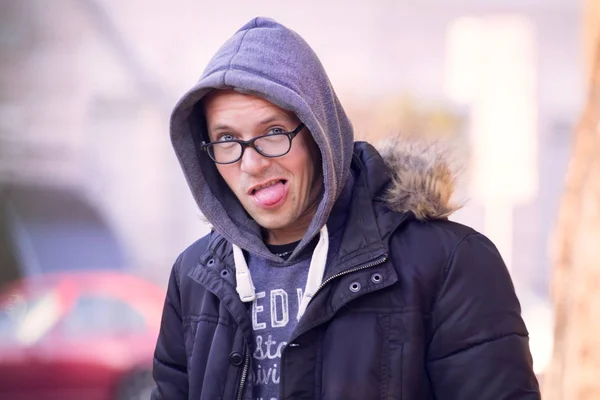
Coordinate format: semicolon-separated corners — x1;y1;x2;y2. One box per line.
210;123;233;131
259;115;290;126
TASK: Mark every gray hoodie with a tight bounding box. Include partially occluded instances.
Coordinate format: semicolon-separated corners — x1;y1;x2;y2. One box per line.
170;17;354;262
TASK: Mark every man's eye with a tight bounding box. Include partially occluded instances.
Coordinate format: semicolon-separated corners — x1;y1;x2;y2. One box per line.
217;134;235;142
267;127;286;135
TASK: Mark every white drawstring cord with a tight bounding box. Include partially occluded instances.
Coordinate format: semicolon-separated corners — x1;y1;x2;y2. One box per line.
297;225;328;320
233;243;256;302
231;225;329;321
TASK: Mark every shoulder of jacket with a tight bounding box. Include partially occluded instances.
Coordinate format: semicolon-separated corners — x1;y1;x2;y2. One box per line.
174;231;227;277
387;217;483;280
387;218;491;312
400;217;477;243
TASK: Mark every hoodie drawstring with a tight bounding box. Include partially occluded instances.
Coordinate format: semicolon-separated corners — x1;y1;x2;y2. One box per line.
231;225;329;321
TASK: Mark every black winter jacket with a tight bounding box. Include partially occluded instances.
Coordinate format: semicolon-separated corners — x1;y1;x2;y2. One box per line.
152;143;541;399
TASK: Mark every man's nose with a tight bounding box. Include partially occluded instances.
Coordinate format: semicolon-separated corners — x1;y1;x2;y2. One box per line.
240;146;270;175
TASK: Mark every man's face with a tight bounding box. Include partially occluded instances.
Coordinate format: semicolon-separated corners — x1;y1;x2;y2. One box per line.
203;90;322;244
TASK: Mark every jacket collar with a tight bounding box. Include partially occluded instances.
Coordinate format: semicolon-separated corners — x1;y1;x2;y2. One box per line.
323;142;410;277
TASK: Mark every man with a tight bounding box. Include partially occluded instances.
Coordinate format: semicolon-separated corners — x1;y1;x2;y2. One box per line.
152;17;541;399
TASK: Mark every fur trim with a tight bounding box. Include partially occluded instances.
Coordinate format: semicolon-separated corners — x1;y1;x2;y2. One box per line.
376;134;464;220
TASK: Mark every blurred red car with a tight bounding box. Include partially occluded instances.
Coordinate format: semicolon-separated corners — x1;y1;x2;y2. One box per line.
0;271;166;400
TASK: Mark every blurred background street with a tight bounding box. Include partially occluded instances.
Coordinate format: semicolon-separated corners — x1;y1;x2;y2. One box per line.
0;0;596;399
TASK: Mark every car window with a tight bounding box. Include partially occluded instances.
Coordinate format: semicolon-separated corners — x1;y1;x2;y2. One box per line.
59;295;147;336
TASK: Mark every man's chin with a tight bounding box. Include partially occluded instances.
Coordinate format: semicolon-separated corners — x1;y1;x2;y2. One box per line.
254;219;289;231
248;212;290;229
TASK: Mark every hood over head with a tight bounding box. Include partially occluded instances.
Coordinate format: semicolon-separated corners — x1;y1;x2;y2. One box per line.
170;17;354;261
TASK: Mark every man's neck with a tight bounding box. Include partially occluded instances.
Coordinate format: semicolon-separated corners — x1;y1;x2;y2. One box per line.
265;229;306;245
264;213;314;245
265;240;300;260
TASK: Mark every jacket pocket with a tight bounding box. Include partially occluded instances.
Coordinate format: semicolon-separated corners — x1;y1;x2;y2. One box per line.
182;316;201;371
182;315;239;399
384;313;405;400
182;315;229;372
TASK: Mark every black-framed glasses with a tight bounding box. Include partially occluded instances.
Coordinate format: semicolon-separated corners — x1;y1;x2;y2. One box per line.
200;123;305;164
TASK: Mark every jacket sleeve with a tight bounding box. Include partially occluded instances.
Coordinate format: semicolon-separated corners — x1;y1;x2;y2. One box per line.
426;232;541;399
151;255;189;399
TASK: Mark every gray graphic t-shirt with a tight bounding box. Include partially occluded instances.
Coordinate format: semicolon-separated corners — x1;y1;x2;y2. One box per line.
247;244;310;400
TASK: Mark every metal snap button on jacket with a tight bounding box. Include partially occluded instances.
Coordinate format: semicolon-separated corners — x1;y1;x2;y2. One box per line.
229;352;243;366
349;281;361;292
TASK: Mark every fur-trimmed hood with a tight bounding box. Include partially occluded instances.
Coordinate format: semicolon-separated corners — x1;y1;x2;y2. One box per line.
375;135;463;220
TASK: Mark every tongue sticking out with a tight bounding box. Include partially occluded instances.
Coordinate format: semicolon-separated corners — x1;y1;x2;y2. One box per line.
253;181;286;206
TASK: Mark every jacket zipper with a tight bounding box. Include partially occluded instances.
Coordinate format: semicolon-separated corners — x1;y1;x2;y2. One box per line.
310;254;388;300
236;348;250;400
